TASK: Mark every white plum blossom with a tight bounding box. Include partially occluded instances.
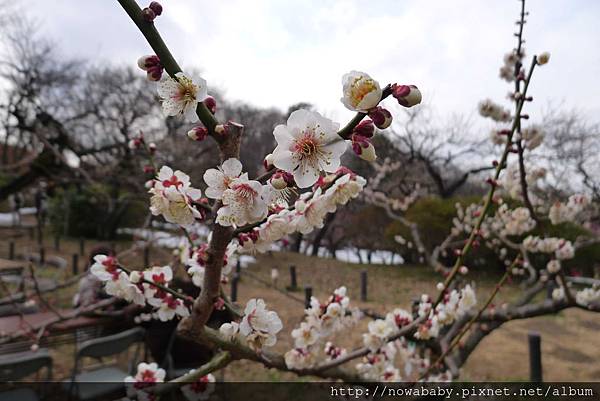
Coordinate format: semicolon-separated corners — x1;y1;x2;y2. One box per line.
216;174;268;227
284;348;317;370
219;321;240;340
575;288;600;307
203;158;243;199
271;109;346;188
341;71;382;112
149;166;203;226
155;295;190;322
157;72;208;122
548;194;590;225
180;372;215;401
90;254;119;282
124;362;166;401
291;322;319;348
239;298;283;350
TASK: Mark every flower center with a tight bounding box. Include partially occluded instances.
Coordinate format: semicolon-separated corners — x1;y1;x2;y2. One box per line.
176;76;197;104
233;183;257;201
350;77;376;106
163;175;183;188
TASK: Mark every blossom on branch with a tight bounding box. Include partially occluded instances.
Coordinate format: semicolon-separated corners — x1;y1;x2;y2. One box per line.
216;174;269;227
238;298;283;350
157;72;208;122
181;372;215;401
203;158;243;199
272;109;346;188
341;71;382;112
149;166;203;226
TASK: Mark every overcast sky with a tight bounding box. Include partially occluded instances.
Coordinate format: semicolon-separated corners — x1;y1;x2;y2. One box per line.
17;0;600;124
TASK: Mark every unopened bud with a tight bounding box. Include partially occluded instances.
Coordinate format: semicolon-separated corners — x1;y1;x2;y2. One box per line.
30;343;39;352
358;142;377;162
204;96;217;114
142;7;156;22
537;52;550;65
215;124;225;135
148;142;156;153
353;119;375;138
149;1;163;16
187;126;208;141
270;172;288;190
264;153;274;169
392;84;422;108
368;107;392;129
459;265;469;275
436;282;445;291
129;271;142;283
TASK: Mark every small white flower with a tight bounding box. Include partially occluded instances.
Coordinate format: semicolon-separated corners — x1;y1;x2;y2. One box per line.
203;158;243;199
368;319;394;339
341;71;382;112
284;348;316;370
124;362;165;400
149;166;203;227
157;72;208;122
219;322;240;340
90;254;119;282
291;322;319;348
239;298;283;350
156;295;189;321
181;372;215;401
271;109;346;188
216;175;268;227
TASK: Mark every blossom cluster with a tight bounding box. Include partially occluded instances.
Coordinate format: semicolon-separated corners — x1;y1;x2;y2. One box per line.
219;298;283;351
478;99;511;123
236;171;366;253
355;286;475;381
548;194;590;225
91;256;189;322
149;166;204;227
284;287;359;370
124;362;165;401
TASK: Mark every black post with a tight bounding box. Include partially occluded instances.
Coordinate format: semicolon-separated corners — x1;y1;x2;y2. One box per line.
72;253;79;275
231;274;239;302
79;238;85;256
28;227;34;240
54;234;60;251
360;270;368;301
143;246;150;267
39;248;45;266
289;265;297;290
528;331;542;382
236;259;241;275
8;242;14;260
304;286;313;309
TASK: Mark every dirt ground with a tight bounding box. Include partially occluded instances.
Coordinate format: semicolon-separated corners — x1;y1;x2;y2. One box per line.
1;229;600;382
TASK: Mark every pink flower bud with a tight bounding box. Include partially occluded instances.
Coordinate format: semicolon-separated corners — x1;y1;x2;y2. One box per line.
146;66;163;81
392;84;422;108
353;119;375;138
204;96;217;114
148;142;157;153
149;1;163;16
187;126;208;141
459;265;469;275
264;153;274;170
368;107;392;129
142;7;156;22
351;134;377;162
143;165;155;174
